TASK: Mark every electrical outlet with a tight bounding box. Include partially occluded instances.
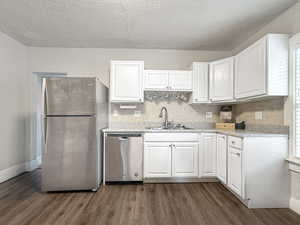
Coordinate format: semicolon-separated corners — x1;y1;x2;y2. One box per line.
255;111;263;120
134;110;141;117
112;110;119;117
206;112;213;119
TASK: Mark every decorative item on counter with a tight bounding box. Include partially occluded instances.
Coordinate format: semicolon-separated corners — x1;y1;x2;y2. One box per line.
216;122;235;130
216;105;235;130
235;121;246;130
220;105;233;122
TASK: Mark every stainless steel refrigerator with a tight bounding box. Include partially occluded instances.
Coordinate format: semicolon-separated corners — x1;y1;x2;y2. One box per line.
41;77;108;192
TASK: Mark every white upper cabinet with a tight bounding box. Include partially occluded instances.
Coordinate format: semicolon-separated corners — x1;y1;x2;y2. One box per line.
209;57;234;102
235;34;289;99
144;70;169;90
144;70;192;91
190;62;209;103
168;71;192;91
110;61;144;103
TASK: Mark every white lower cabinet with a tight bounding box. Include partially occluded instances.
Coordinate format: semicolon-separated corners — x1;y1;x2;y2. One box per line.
172;142;198;177
143;133;289;208
144;133;199;178
144;142;172;178
201;133;217;177
227;146;243;196
216;134;227;184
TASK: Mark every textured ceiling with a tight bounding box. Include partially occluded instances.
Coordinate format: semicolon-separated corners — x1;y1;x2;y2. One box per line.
0;0;298;50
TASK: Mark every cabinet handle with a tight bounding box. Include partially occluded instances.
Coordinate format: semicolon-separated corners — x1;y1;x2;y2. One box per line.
232;141;235;144
230;151;240;157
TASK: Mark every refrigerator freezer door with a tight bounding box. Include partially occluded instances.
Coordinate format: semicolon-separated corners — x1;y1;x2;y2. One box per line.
45;77;96;115
42;116;97;191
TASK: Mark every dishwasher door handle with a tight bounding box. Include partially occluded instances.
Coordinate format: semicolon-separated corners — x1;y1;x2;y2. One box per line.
118;137;129;141
119;137;129;178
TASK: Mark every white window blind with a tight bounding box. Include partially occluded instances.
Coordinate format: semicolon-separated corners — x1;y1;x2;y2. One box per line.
295;48;300;158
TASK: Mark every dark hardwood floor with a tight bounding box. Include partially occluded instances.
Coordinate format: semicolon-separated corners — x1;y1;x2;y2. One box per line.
0;169;299;225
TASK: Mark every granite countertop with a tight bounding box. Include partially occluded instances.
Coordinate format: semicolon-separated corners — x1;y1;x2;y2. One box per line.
102;127;288;138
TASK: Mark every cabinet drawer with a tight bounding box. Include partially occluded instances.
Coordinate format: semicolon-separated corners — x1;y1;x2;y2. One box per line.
144;133;198;142
228;136;242;149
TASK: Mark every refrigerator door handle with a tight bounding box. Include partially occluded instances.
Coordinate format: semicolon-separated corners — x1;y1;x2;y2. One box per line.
44;117;48;154
42;78;48;116
42;78;48;153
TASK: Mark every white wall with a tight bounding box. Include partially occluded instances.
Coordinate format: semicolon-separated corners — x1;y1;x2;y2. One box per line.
28;47;231;128
28;47;230;86
233;1;300;54
0;31;30;177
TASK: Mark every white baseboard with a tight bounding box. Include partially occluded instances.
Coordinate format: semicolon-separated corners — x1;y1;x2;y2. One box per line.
0;162;27;184
0;156;42;184
26;156;42;171
290;198;300;215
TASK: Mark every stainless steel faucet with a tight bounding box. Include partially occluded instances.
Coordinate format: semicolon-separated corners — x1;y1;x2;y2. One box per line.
159;107;169;128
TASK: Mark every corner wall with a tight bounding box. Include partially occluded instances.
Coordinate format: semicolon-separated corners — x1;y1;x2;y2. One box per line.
28;47;231;126
0;31;34;183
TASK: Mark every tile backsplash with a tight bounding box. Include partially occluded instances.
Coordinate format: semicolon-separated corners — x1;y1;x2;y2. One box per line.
109;99;221;126
109;97;285;128
233;97;284;125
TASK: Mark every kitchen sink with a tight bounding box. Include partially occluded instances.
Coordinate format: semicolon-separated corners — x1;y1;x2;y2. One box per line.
146;124;192;130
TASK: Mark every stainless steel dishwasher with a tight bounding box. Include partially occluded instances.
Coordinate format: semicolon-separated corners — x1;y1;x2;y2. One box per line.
105;133;143;182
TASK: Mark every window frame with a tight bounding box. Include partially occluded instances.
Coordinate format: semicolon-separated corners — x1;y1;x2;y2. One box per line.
290;33;300;161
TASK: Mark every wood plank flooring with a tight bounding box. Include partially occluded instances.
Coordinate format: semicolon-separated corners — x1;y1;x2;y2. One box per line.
0;169;299;225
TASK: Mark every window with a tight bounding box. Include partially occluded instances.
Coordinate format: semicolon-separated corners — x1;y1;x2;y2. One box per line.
291;34;300;159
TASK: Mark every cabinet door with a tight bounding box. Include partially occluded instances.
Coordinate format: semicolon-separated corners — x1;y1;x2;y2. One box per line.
228;147;243;196
217;134;227;184
172;142;198;177
202;134;217;177
168;71;192;91
235;38;266;98
210;57;234;101
191;62;209;103
144;70;169;90
144;142;172;178
110;61;144;103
